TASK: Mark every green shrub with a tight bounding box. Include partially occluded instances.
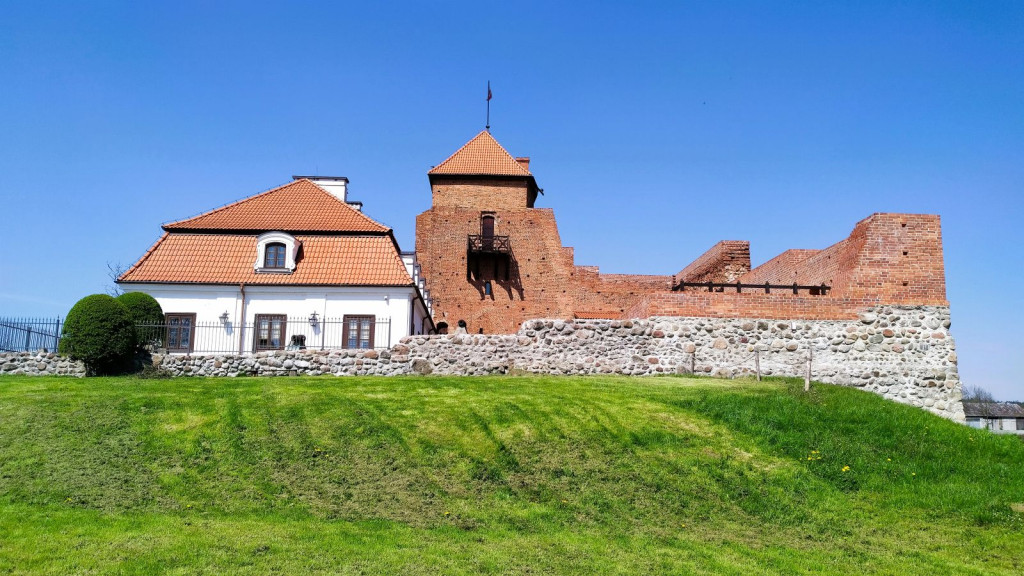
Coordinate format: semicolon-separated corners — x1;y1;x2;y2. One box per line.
59;294;136;375
116;292;164;350
116;292;164;326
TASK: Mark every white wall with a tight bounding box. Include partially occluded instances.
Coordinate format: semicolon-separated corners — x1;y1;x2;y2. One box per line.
120;283;421;353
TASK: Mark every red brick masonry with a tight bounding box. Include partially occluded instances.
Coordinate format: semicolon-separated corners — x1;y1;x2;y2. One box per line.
416;133;948;332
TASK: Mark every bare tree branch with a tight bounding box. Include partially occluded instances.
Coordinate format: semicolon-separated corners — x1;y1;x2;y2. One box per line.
106;261;128;297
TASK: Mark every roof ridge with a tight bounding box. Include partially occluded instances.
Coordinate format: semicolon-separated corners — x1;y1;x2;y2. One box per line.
161;179;390;233
162;179;297;229
303;178;392;232
428;131;531;176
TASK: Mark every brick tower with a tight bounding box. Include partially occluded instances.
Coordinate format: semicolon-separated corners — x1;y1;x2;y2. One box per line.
416;131;675;333
415;132;572;333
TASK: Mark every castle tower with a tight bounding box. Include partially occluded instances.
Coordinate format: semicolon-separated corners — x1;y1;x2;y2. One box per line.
415;131;581;333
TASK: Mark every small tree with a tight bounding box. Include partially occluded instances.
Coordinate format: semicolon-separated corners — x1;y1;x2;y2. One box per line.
59;294;136;375
962;384;995;403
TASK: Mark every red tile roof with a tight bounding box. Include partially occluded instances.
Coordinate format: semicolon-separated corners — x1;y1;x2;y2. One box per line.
119;234;412;286
428;131;532;177
163;179;390;233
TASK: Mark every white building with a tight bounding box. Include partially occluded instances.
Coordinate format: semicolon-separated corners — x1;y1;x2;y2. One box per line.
963;402;1024;435
118;176;432;354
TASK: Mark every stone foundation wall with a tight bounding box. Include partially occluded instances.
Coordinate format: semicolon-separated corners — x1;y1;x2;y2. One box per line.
0;352;86;377
153;305;963;421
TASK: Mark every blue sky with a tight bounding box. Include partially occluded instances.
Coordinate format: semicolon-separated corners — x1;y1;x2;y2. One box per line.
1;1;1021;399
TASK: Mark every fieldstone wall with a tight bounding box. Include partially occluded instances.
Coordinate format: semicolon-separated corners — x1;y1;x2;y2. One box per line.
0;352;86;377
152;305;963;421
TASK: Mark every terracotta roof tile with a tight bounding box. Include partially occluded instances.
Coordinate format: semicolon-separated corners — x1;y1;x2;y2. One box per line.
428;131;532;177
163;179;389;233
119;234;412;286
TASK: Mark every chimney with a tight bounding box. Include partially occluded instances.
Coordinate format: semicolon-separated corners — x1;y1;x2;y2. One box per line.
295;175;348;203
515;157;530;172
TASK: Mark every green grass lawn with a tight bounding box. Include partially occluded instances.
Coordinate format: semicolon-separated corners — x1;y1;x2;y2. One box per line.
0;374;1021;575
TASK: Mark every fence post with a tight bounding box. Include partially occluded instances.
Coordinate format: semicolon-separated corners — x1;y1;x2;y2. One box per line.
690;353;695;375
804;346;812;392
755;349;761;381
24;327;32;352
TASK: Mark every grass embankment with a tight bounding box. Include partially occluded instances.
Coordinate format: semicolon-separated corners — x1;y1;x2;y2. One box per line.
0;375;1021;575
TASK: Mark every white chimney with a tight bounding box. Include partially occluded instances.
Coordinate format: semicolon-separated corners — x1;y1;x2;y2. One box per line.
295;175;348;203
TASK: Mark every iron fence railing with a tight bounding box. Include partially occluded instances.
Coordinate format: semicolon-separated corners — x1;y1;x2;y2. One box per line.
0;317;63;353
135;316;392;355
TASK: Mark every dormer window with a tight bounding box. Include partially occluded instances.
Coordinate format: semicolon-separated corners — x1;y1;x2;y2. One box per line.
264;243;286;268
254;232;299;273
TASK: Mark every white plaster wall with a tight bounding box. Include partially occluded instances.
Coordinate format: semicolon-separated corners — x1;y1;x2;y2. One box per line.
120;283;418;353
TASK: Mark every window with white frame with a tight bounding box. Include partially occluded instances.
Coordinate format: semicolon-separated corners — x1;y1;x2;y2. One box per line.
254;232;300;273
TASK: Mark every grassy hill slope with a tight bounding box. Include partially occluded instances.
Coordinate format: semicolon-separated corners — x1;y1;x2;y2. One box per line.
0;375;1021;575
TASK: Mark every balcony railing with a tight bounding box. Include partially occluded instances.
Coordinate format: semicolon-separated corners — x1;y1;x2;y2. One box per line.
467;234;511;254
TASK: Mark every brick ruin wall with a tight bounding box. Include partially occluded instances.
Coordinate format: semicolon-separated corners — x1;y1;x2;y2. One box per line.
739;213;947;304
416;199;675;332
419;171;947;333
637;213;949;320
674;240;751;286
146;305;963;421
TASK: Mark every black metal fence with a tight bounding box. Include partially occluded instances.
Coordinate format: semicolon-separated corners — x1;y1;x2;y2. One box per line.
135;316;393;355
0;317;63;353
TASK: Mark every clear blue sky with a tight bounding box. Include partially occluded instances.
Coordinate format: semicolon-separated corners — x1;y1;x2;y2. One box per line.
1;1;1021;399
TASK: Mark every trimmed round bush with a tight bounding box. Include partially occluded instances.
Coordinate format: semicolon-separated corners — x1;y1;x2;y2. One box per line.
116;292;164;326
116;292;165;351
59;294;136;375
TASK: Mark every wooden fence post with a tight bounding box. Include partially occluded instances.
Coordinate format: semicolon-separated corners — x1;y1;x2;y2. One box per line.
804;346;812;392
755;349;761;381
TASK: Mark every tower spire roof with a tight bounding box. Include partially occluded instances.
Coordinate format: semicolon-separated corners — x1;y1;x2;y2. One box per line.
428;131;532;177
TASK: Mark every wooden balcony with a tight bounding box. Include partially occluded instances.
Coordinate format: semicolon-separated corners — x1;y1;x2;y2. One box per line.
467;235;511;254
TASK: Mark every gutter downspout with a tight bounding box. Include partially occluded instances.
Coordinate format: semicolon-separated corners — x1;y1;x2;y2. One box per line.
238;283;247;355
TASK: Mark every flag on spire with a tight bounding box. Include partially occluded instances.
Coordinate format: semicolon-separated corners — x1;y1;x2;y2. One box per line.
486;81;492;130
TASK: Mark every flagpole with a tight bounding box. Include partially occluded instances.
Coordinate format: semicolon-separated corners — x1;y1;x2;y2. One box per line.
486;81;491;131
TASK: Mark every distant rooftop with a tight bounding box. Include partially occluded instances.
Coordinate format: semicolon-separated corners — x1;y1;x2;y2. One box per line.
963;402;1024;418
